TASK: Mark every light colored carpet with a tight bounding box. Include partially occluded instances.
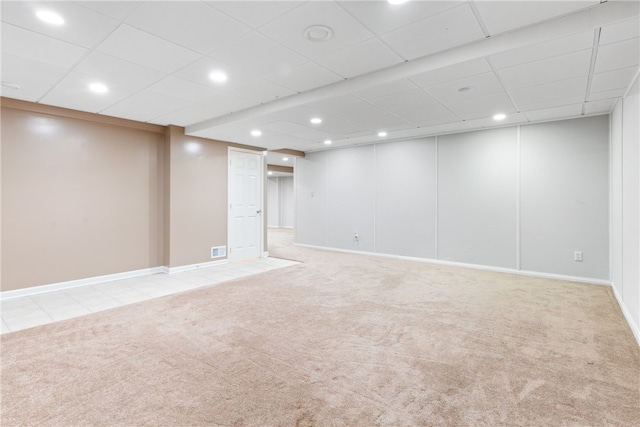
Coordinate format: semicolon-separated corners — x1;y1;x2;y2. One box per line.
1;229;638;426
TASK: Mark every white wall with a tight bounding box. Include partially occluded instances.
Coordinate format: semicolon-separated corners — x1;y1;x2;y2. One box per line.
296;116;610;283
438;128;518;268
612;73;640;342
520;116;610;279
376;138;437;258
267;176;294;228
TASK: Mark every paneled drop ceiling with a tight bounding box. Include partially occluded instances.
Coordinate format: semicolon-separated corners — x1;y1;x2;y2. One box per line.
2;1;639;153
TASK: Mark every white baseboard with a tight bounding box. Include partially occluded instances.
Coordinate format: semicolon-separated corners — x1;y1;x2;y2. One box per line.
294;243;611;286
610;283;640;346
0;267;165;300
165;259;228;274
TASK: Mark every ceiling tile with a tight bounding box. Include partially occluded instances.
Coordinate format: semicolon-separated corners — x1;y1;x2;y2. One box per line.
473;0;598;36
588;88;625;102
339;0;464;35
74;1;142;20
511;76;588;109
599;18;640;46
411;58;491;87
594;37;640;73
523;104;584;122
210;32;308;76
259;1;374;59
381;4;485;60
147;76;222;103
290;128;333;142
367;88;439;113
590;66;638;93
1;23;87;68
445;92;516;120
0;53;67;102
499;49;592;90
260;120;310;134
199;92;257;115
174;57;259;90
490;30;594;69
1;1;119;48
584;98;615;114
229;79;297;104
96;24;201;73
75;51;166;88
315;38;404;78
127;2;250;54
311;116;367;135
437;120;483;133
517;95;587;113
425;72;504;103
478;112;528;128
308;95;410;130
265;62;342;93
39;71;139;113
101;91;191;122
148;103;227;127
207;1;304;29
392;104;459;126
352;79;418;100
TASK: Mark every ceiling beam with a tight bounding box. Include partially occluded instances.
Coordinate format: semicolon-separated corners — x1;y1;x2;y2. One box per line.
186;1;637;136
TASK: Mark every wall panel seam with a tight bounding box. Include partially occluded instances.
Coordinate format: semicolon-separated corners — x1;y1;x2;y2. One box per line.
516;125;521;271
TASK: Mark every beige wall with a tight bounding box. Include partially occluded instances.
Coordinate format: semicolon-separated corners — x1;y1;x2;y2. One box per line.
1;102;165;291
1;99;267;291
165;126;266;267
166;125;229;267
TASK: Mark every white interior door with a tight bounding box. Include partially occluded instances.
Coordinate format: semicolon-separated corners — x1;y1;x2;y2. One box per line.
228;149;263;261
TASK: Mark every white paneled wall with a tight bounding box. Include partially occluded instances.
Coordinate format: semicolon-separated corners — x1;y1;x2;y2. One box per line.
520;116;610;279
267;176;294;228
438;127;518;268
375;139;437;259
612;74;640;342
296;115;610;283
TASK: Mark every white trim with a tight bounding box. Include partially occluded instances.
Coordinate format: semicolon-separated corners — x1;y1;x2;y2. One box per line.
611;281;640;346
516;125;521;270
435;135;439;259
165;259;228;274
295;243;612;287
0;267;164;300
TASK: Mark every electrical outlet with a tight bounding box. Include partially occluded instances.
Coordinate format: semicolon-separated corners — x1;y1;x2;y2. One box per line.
574;251;583;262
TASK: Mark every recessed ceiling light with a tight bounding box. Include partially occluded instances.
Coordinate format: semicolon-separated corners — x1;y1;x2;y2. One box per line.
324;139;332;145
310;117;322;124
209;70;228;83
378;131;387;137
1;81;20;90
493;113;506;121
89;83;108;94
304;25;333;42
251;129;262;137
457;86;474;93
36;10;64;25
388;0;410;5
283;157;289;162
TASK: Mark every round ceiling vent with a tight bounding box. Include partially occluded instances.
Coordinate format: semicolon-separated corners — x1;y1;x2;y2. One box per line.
304;25;333;42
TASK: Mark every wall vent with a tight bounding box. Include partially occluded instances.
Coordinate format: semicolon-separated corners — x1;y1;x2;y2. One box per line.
211;246;227;259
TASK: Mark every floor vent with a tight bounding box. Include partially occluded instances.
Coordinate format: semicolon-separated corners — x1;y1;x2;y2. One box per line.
211;246;227;259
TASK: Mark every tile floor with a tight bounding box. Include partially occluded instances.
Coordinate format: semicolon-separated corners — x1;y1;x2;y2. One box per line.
1;257;299;334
